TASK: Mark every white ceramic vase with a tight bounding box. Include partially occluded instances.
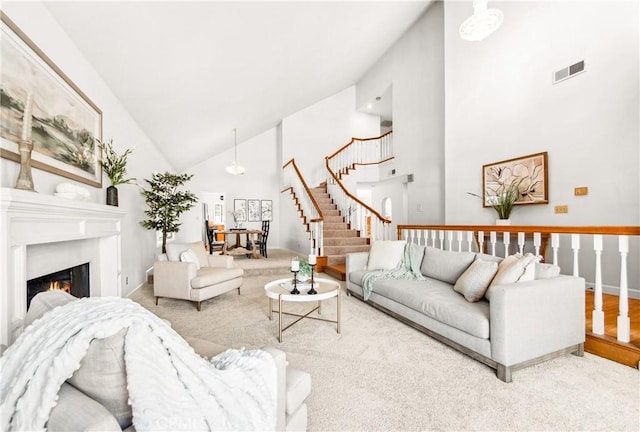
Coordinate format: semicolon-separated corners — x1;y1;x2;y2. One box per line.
495;218;511;226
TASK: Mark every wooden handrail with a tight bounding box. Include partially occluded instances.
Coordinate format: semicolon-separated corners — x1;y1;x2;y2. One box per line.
398;225;640;238
326;131;393;160
282;158;324;221
325;156;390;223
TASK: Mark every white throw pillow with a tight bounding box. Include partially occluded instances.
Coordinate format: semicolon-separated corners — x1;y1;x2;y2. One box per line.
366;240;406;271
180;249;201;270
454;260;499;302
485;253;538;300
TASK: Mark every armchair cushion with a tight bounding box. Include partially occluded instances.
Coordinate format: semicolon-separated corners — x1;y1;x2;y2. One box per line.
180;249;201;269
191;267;244;289
189;241;210;268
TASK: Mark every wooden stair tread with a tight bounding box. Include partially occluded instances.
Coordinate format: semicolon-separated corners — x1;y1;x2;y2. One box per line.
324;263;346;281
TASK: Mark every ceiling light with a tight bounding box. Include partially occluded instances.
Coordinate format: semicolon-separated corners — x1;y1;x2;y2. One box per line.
367;104;372;109
226;128;245;175
459;0;503;42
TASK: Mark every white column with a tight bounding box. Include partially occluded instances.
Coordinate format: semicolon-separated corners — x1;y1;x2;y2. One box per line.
551;233;560;265
592;235;604;335
617;235;630;343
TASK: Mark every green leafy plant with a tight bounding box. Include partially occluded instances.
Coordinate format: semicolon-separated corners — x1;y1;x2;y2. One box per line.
97;138;136;186
140;172;198;253
468;180;522;220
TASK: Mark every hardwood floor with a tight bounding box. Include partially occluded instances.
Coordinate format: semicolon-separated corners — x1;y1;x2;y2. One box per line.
584;291;640;368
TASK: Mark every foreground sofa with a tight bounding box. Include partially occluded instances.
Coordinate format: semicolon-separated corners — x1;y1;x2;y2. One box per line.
4;291;310;431
346;242;585;382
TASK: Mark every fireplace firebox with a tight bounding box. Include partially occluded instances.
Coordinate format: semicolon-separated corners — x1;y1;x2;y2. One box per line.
26;263;90;309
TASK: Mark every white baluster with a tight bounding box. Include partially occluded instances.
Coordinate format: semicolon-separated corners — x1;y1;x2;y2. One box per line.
592;235;604;335
447;231;453;251
533;232;542;260
571;234;580;277
478;231;485;254
457;231;463;251
551;233;560;265
438;230;445;250
503;232;511;258
490;231;497;256
517;232;525;255
431;230;437;248
617;236;630;343
420;229;427;247
466;231;474;252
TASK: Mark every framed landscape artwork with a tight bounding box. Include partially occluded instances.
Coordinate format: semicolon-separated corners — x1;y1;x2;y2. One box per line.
233;199;247;222
247;199;261;222
482;152;548;207
0;13;103;187
261;200;273;221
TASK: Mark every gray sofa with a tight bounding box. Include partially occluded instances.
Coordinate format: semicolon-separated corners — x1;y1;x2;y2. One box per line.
11;291;310;431
346;243;585;382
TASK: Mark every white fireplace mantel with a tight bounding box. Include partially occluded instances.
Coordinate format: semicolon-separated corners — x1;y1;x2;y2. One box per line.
0;188;126;346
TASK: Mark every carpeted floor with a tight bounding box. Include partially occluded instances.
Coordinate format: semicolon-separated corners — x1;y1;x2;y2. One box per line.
130;251;640;431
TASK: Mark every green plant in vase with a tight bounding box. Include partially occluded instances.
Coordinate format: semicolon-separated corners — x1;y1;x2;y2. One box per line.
468;180;522;223
97;138;136;206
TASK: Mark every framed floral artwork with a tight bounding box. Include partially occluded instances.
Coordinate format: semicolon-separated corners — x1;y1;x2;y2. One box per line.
247;199;261;222
0;12;103;187
261;200;273;221
482;152;548;207
233;199;247;222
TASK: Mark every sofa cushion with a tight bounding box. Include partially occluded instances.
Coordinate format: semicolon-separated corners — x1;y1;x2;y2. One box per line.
485;253;537;300
366;240;406;270
454;259;499;302
165;242;190;262
286;369;312;416
191;266;244;289
348;270;369;287
420;247;476;284
189;241;210;268
535;262;561;279
48;383;122;431
180;249;201;269
66;329;132;429
373;278;490;339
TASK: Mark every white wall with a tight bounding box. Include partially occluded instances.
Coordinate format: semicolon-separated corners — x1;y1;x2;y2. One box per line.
179;128;281;248
444;0;640;227
357;2;445;225
1;2;172;296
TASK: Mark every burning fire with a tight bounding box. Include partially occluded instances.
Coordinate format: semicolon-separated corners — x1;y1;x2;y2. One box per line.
48;281;71;294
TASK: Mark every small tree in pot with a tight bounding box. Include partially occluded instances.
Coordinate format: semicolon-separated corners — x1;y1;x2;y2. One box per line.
97;138;136;206
140;172;197;253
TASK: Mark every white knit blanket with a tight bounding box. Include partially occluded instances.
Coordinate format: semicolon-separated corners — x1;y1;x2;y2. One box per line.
0;297;277;431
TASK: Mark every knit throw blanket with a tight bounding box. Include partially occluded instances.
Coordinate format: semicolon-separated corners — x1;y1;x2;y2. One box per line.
0;297;276;431
361;242;426;300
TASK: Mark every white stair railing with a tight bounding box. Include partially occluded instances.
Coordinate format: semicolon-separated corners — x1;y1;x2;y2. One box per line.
282;159;324;256
325;132;393;241
398;225;640;346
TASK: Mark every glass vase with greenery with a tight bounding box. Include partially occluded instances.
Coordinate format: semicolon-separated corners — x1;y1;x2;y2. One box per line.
97;139;135;206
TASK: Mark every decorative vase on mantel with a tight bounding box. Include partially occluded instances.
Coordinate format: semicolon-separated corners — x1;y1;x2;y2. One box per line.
495;218;511;226
106;185;118;206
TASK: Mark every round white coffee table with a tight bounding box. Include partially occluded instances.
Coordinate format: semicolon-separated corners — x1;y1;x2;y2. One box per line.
264;277;341;342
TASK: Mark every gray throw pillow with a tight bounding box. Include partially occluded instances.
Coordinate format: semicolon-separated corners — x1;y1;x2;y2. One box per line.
420;247;476;284
535;262;561;279
454;260;499;302
67;329;132;429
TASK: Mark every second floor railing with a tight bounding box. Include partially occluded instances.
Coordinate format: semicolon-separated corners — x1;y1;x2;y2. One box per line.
282;159;324;256
398;224;640;345
325;132;393;241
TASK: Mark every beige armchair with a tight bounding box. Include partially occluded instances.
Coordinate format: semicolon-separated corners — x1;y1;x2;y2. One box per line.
154;241;243;311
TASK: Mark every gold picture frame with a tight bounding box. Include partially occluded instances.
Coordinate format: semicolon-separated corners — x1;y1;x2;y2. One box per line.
482;152;548;207
0;12;103;187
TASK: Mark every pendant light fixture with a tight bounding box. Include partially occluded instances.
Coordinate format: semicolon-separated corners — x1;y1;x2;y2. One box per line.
459;0;503;42
226;128;245;175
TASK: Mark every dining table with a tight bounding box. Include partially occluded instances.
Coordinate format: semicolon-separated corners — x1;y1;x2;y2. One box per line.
214;229;262;259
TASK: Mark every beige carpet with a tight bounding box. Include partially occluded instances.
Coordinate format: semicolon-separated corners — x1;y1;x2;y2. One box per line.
130;252;639;431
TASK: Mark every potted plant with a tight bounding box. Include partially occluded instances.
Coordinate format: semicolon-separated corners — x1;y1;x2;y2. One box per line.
140;172;198;253
468;180;521;224
97;138;136;206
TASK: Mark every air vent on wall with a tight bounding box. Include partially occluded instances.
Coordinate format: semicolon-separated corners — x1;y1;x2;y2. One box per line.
553;60;585;84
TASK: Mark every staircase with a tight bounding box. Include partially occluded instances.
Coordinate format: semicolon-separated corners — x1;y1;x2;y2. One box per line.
310;183;370;280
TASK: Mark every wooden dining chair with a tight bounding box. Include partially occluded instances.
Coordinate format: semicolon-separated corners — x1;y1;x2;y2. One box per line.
254;220;270;258
205;220;224;254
